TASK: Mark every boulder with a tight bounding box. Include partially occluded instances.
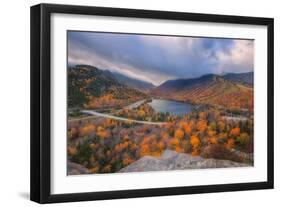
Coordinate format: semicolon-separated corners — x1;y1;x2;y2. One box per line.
67;161;90;175
119;150;250;173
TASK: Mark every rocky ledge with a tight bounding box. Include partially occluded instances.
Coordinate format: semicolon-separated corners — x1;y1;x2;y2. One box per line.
119;150;251;173
68;161;90;175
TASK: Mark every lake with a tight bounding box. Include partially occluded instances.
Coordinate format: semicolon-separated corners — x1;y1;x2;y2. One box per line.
148;99;192;115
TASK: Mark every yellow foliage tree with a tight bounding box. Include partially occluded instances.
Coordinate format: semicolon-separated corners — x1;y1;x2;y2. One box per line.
217;120;225;132
237;132;250;145
102;165;112;173
89;166;100;173
138;109;145;117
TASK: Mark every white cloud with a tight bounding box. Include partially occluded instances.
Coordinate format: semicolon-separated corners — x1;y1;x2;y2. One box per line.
216;40;254;73
139;35;198;57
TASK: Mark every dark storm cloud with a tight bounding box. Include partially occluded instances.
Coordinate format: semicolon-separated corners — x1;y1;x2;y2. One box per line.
68;31;253;85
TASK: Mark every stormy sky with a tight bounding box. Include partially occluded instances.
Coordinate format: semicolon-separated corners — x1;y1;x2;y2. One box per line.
68;31;254;86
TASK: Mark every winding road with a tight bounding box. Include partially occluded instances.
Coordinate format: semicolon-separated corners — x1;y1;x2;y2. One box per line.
81;110;167;125
124;99;146;110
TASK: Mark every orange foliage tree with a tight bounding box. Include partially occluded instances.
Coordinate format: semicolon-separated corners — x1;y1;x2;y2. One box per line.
190;134;200;156
174;128;184;139
230;127;240;137
225;138;235;149
197;120;207;134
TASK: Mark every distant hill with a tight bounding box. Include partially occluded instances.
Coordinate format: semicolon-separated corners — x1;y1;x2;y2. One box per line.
155;72;253;91
68;65;146;108
112;71;155;91
151;73;253;110
155;74;218;91
223;72;253;85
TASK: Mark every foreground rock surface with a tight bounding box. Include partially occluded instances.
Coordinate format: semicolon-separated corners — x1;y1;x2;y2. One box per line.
119;150;250;173
68;161;90;175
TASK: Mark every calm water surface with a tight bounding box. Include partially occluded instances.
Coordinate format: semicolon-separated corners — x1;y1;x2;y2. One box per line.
148;99;191;115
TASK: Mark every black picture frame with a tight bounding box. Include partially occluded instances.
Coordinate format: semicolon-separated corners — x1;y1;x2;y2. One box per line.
30;3;274;204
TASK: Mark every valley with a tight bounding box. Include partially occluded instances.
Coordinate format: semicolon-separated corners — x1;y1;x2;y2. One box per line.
67;65;254;174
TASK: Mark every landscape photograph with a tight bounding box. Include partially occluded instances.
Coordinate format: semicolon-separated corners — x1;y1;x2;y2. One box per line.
67;31;254;175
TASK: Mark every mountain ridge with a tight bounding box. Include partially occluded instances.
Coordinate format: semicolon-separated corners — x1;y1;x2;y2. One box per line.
151;72;253;110
68;65;147;108
223;71;253;85
157;72;253;90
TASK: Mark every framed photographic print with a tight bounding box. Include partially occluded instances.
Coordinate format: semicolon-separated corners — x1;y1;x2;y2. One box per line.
30;3;274;203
